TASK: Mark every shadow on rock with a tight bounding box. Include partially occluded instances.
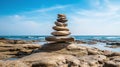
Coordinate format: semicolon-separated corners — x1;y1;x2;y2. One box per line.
40;42;72;52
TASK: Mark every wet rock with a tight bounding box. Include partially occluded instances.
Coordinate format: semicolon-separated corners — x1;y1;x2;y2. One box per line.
75;40;97;45
107;42;120;45
106;45;120;48
75;40;87;44
87;41;97;44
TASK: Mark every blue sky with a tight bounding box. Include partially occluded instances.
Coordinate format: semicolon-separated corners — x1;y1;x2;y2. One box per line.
0;0;120;35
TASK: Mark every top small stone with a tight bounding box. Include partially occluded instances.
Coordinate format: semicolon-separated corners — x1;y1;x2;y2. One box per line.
57;14;67;23
58;14;66;18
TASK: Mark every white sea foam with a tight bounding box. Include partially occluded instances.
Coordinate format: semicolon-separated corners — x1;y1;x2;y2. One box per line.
78;43;120;52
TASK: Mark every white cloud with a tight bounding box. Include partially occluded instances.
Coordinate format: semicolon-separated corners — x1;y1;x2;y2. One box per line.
89;0;101;8
0;4;65;35
26;5;70;14
67;0;120;35
0;14;53;35
37;5;69;12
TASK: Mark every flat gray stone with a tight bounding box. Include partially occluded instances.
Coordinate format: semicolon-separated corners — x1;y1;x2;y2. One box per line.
53;26;69;31
55;22;67;27
45;36;74;42
51;31;71;36
57;19;68;22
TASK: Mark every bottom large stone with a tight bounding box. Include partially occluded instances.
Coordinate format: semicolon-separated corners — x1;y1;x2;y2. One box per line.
41;42;73;51
45;36;74;42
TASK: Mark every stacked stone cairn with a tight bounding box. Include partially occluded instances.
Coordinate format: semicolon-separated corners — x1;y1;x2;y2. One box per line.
45;14;75;43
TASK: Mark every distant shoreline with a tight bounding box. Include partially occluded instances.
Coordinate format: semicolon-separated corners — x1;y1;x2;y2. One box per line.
0;35;120;36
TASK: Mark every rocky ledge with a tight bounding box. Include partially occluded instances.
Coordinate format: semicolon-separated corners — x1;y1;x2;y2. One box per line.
0;38;40;44
0;43;120;67
0;38;41;60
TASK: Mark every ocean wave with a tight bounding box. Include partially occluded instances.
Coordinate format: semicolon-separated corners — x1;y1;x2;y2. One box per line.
0;36;120;41
106;37;120;39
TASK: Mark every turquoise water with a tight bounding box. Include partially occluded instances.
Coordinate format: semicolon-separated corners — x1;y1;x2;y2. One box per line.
0;35;120;41
79;43;120;52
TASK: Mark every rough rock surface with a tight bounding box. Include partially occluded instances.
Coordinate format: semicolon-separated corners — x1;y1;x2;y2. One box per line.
0;41;41;60
0;60;29;67
0;38;34;44
0;43;120;67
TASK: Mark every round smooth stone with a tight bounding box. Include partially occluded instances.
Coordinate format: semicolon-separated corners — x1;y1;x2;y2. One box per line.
55;22;67;26
45;36;75;42
51;31;71;36
53;26;69;31
58;16;66;19
57;19;68;22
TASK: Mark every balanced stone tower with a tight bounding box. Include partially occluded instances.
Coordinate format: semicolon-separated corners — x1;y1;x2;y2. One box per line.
42;14;75;50
45;14;74;43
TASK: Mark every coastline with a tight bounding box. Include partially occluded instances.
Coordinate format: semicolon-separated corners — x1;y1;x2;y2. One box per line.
0;36;120;67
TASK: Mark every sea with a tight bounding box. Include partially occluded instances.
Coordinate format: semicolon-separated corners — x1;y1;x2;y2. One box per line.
0;35;120;41
0;35;120;52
